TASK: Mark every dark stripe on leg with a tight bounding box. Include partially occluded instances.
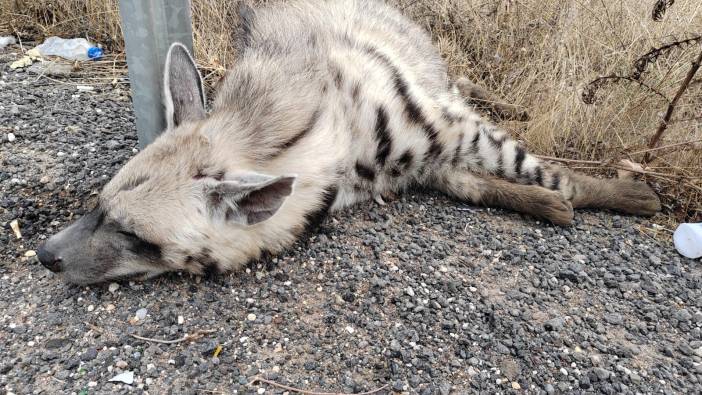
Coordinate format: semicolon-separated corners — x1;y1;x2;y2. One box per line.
399;150;414;169
534;167;544;187
470;131;481;154
304;186;339;231
391;149;414;177
451;132;465;167
355;162;376;181
374;107;392;167
514;146;526;176
495;153;505;177
550;172;561;191
486;132;505;150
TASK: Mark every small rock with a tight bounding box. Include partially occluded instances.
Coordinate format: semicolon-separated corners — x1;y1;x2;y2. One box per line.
135;308;147;320
81;348;98;361
177;315;184;325
675;309;692;322
115;360;128;369
7;133;16;142
247;313;257;322
108;371;134;385
108;283;120;293
604;313;623;325
511;382;521;390
590;354;602;366
545;317;565;331
593;367;611;381
10;219;22;239
24;250;36;257
45;338;70;349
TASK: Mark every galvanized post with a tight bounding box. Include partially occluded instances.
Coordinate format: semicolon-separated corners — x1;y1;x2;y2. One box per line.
118;0;194;148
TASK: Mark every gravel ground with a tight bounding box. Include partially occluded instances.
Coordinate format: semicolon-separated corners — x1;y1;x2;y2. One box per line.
2;50;702;395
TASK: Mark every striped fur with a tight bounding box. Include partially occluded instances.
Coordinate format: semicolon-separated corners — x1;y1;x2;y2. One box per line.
38;0;661;284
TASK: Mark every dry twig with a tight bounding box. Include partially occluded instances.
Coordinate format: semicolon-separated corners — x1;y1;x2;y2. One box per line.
130;329;217;345
248;376;389;395
644;48;702;164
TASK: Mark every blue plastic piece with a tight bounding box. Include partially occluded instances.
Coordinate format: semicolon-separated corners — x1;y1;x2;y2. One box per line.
88;47;104;60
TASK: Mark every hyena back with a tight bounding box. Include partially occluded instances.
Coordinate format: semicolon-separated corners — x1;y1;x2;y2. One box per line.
37;0;660;284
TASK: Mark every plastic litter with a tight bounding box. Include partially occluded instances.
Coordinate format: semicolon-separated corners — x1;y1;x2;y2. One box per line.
35;37;103;61
674;223;702;259
0;36;16;49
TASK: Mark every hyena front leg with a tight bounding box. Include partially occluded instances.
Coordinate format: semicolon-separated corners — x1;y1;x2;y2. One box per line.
452;77;529;122
434;169;575;225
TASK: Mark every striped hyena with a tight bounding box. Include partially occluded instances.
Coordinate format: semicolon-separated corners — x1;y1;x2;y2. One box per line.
37;0;661;284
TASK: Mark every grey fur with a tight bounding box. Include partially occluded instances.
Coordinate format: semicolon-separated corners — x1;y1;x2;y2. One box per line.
38;0;660;284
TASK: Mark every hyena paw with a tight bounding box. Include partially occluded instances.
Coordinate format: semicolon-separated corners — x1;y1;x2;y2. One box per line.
536;190;575;226
615;180;662;216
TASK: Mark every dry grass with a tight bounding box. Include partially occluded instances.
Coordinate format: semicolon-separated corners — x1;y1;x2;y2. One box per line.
1;0;701;223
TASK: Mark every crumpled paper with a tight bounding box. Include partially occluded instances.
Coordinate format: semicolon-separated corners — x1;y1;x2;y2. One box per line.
10;48;42;70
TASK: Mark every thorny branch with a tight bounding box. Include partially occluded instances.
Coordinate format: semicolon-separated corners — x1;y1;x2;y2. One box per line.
633;35;702;79
582;75;669;104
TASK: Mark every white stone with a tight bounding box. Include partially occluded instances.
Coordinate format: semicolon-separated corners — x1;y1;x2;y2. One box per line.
247;313;257;322
108;283;120;293
7;133;16;142
135;308;147;320
108;371;134;385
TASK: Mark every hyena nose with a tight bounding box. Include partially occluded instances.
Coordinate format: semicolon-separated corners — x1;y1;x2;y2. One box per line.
37;245;63;273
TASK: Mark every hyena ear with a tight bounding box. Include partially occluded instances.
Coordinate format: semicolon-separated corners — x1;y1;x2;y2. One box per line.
204;173;296;226
163;42;206;130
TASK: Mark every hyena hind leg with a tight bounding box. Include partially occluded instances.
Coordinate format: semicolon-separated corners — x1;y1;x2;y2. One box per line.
566;170;662;216
434;170;575;226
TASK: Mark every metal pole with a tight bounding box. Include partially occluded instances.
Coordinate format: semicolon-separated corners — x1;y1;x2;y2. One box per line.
118;0;195;148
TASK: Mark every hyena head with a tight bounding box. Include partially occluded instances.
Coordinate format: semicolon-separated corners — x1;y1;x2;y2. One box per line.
37;43;296;284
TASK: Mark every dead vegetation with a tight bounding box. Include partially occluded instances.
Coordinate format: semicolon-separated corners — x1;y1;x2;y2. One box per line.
1;0;701;223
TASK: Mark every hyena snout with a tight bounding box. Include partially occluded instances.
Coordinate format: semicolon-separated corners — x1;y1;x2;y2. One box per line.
37;244;63;273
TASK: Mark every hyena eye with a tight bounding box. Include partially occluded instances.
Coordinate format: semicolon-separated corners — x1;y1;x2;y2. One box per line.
118;230;139;239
